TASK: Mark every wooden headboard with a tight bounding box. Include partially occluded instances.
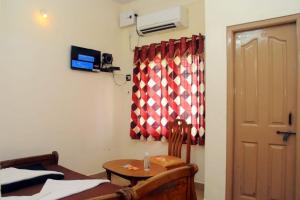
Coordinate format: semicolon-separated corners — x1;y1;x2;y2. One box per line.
0;151;59;169
92;164;198;200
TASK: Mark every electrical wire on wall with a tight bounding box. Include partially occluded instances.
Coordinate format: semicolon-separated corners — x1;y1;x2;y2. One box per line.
129;14;142;51
129;29;141;51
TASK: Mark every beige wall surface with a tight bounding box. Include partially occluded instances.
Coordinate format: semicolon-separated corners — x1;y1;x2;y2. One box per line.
0;0;206;184
0;0;122;175
115;0;205;183
204;0;300;199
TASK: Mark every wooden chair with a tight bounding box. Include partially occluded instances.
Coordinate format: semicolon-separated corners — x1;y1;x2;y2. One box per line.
150;119;192;170
91;164;198;200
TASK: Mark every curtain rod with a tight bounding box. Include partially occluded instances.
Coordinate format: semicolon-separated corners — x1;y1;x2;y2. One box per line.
135;34;205;49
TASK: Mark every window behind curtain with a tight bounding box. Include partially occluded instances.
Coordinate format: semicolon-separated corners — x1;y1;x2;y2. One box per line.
130;35;205;145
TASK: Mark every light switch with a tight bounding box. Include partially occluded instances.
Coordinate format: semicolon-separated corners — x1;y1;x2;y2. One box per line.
126;74;131;81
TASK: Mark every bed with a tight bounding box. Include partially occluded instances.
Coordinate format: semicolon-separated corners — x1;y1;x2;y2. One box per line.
1;152;198;200
0;151;122;200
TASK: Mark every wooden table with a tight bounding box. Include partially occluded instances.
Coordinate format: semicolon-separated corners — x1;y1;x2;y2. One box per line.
103;159;166;186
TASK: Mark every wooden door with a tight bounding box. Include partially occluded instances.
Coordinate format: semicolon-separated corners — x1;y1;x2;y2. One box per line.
233;23;297;200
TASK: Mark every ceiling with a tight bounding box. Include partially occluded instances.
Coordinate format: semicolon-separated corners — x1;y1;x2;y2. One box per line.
113;0;136;4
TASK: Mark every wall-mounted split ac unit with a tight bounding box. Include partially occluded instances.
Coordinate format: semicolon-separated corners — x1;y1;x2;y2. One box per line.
136;6;188;36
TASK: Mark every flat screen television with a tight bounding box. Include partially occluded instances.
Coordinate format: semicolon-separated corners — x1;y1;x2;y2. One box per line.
71;46;101;72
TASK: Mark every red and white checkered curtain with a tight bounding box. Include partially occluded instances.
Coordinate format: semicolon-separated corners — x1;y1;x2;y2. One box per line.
130;35;205;145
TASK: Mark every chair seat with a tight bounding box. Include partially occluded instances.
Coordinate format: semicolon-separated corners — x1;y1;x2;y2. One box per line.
150;155;186;170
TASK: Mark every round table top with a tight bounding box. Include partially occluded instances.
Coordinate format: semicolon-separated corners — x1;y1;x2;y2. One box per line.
103;159;166;179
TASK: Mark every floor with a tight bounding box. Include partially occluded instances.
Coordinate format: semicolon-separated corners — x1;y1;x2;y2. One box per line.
90;173;204;199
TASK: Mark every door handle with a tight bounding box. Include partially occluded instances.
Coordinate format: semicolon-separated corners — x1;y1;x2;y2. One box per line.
276;131;296;142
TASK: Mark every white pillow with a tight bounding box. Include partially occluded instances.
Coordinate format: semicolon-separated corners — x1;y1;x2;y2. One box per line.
0;167;64;185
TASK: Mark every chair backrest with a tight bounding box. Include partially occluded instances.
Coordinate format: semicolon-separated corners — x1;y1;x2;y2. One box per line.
167;119;192;164
131;164;198;200
91;164;198;200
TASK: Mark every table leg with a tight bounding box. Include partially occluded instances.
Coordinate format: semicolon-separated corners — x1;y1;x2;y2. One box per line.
130;178;138;186
106;170;112;181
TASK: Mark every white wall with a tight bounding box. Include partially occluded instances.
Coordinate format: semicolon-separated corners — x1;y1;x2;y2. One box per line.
0;0;122;175
0;0;206;182
205;0;300;199
115;0;206;183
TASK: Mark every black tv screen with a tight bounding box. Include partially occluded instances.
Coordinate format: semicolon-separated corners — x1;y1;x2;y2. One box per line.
71;46;101;72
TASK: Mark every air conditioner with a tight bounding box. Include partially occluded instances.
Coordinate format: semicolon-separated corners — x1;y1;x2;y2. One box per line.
137;6;188;35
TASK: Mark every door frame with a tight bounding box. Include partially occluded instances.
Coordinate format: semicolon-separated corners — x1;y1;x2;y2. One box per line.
226;14;300;200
